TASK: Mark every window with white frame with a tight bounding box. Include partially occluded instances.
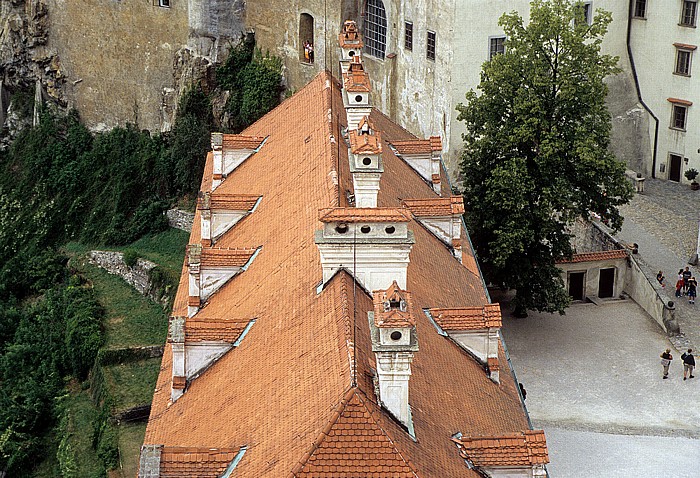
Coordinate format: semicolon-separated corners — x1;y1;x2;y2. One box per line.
633;0;646;18
675;47;693;75
681;0;697;27
427;31;436;60
364;0;387;59
489;36;505;60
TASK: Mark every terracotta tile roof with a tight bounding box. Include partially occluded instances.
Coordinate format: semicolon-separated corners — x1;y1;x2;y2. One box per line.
144;72;531;478
344;57;371;92
318;207;411;223
429;136;442;151
349;126;382;154
159;446;241;477
557;249;628;263
390;140;432;155
339;21;364;49
373;281;416;328
429;303;502;331
402;196;465;216
222;134;265;150
456;430;549;467
197;192;261;211
295;389;417;477
199;247;258;267
184;318;251;342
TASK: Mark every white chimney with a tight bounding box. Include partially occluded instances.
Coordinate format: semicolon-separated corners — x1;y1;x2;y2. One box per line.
349;116;383;207
428;304;502;383
342;56;372;131
187;244;202;317
369;282;418;427
315;208;414;291
338;20;363;74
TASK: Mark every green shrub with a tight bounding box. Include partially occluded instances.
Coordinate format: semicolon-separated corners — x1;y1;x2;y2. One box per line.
94;420;119;470
122;249;140;268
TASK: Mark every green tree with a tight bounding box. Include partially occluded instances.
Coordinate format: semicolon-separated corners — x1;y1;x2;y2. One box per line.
457;0;633;315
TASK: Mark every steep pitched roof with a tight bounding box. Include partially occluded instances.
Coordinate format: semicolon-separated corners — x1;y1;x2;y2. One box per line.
144;72;532;477
159;447;242;477
403;196;465;216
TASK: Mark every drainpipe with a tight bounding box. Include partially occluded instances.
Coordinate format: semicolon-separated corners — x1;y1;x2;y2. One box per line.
627;0;659;178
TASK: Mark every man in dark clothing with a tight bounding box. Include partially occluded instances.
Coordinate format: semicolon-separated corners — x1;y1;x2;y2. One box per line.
682;267;692;293
681;349;695;380
661;349;673;379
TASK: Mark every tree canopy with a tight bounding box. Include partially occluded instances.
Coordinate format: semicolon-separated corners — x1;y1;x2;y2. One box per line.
457;0;633;315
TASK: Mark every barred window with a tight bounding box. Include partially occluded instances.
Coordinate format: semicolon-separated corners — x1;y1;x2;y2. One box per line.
404;22;413;51
681;1;697;27
364;0;387;59
427;31;436;60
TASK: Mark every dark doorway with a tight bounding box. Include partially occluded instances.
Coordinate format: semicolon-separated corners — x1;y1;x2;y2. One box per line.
299;14;315;63
669;154;682;182
568;272;585;301
598;268;615;298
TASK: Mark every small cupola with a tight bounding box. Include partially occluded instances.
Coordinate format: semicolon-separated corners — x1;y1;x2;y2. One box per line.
315;207;415;291
342;56;372;131
348;116;383;207
338;20;363;73
369;281;418;427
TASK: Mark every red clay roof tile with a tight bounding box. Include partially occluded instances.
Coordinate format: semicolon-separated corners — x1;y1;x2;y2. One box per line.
184;318;251;342
402;196;465;216
221;134;265;150
160;446;241;477
197;192;261;211
318;207;411;223
199;247;258;267
373;281;416;328
457;430;549;467
557;249;628;263
429;303;502;331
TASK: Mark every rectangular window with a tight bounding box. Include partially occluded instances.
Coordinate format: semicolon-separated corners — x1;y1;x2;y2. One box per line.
681;1;697;26
676;49;692;75
159;0;171;7
489;36;505;60
576;2;593;25
633;0;646;18
427;31;436;60
404;22;413;51
672;104;688;130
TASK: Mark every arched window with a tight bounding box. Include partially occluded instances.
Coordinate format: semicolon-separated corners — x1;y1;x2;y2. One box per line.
364;0;387;59
299;13;315;63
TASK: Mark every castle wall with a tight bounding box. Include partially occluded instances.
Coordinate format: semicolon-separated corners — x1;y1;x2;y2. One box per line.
46;0;189;132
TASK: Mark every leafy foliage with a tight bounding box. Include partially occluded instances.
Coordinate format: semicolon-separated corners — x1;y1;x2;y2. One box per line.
457;0;633;314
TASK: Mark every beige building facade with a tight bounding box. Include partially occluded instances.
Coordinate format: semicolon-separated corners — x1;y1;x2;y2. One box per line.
247;0;700;184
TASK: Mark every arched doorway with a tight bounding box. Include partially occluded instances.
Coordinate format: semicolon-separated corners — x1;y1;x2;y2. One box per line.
299;14;315;63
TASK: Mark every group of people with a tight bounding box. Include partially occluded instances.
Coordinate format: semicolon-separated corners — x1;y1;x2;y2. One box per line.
658;267;697;304
660;348;695;380
303;40;315;63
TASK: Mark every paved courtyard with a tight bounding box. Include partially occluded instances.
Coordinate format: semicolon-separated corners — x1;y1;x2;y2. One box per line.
500;298;700;477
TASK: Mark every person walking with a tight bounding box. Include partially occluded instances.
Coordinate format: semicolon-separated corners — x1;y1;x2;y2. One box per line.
678;269;685;296
688;276;697;305
660;349;673;379
681;349;695;380
675;275;684;298
656;271;665;288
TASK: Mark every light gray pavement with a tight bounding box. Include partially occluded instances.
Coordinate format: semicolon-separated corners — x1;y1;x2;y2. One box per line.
499;295;700;477
611;178;699;350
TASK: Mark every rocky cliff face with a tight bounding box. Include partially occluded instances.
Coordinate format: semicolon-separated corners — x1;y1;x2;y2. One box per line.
0;0;65;137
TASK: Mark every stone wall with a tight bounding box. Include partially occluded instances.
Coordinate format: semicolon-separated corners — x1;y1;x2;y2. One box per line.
87;250;169;306
570;219;621;253
166;208;194;232
624;255;679;334
45;0;189;133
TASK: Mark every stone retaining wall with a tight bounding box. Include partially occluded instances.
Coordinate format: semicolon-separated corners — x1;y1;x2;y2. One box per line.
87;251;169;306
166;208;194;232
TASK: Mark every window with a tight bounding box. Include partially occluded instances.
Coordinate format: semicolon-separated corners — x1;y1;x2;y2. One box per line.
489;36;506;60
633;0;646;18
404;22;413;50
158;0;170;7
675;48;693;75
427;31;436;60
575;2;592;25
681;1;697;26
364;0;387;59
671;104;688;130
299;14;315;63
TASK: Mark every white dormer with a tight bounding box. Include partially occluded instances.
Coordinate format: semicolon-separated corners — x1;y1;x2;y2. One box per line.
390;136;443;194
315;208;414;291
198;191;262;246
349;117;383;207
402;196;465;261
338;20;363;74
369;282;418;427
428;304;502;383
211;133;266;190
187;244;260;317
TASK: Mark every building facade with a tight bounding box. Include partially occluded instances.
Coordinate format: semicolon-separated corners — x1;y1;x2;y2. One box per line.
247;0;700;184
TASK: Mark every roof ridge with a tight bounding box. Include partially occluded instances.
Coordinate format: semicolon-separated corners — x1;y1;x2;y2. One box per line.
322;70;343;208
337;271;357;387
